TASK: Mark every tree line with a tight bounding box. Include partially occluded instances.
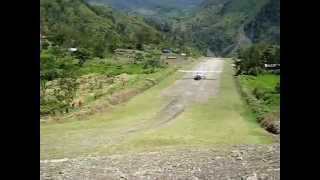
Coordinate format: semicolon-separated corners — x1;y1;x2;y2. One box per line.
235;43;280;76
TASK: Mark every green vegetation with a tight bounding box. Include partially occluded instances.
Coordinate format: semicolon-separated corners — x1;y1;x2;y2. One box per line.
40;0;164;56
40;0;190;116
235;43;280;75
234;42;280;132
40;0;280;161
166;0;279;56
244;0;280;44
40;60;274;160
40;61;196;159
87;0;202;12
40;47;80;115
77;51;165;76
122;60;274;151
239;74;279;118
40;45;169;116
85;0;279;56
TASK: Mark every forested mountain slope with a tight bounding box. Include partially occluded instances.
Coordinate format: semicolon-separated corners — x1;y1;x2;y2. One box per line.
40;0;163;57
173;0;280;56
83;0;279;56
244;0;280;44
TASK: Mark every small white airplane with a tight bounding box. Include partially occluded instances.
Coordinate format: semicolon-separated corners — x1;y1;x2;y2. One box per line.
178;70;221;80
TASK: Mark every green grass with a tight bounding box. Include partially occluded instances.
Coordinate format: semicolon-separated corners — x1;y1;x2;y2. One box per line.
239;74;279;92
77;57;164;76
119;60;274;151
41;61;196;159
40;59;274;160
239;73;280;113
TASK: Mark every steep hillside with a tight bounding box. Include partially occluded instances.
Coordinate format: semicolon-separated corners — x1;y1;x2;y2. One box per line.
244;0;280;44
173;0;279;56
40;0;163;57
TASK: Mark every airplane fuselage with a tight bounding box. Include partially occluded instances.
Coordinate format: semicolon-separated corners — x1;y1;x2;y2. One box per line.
194;74;202;80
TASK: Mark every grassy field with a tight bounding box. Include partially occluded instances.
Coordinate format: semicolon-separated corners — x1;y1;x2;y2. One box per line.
239;74;279;93
239;74;280;114
119;60;275;151
41;59;275;160
41;60;197;159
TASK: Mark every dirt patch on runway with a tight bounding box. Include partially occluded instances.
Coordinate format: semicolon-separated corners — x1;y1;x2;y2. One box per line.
153;58;224;126
125;58;224;132
93;58;225;144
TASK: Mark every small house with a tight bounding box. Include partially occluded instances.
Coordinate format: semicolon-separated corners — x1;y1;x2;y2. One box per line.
264;64;280;69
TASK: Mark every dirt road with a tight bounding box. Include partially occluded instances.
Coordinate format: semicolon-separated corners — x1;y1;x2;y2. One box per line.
131;57;224;131
81;58;224;142
151;58;223;128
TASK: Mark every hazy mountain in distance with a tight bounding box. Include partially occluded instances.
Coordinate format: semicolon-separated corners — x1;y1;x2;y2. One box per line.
86;0;203;11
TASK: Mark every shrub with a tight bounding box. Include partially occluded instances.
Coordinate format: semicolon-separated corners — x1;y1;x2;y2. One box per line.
72;47;92;66
236;43;280;75
134;52;144;64
143;68;155;74
274;81;280;93
247;67;263;76
253;88;267;99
